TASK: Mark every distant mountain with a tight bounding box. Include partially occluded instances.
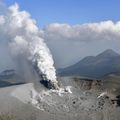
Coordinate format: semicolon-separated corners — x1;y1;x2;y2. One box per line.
58;49;120;78
0;69;25;87
0;69;16;79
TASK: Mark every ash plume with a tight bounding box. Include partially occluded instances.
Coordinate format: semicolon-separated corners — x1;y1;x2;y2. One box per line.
0;3;59;89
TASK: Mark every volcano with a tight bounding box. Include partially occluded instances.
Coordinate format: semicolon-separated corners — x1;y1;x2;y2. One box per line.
59;49;120;78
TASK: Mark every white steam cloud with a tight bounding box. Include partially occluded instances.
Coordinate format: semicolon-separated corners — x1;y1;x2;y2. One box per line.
0;3;58;88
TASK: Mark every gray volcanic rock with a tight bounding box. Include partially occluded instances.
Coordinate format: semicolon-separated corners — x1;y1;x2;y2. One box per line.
1;76;120;120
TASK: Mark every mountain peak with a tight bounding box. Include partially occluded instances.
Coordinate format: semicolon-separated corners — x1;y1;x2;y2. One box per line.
59;49;120;78
97;49;120;58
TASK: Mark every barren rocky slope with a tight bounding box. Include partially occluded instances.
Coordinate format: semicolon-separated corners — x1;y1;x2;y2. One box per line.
0;75;120;120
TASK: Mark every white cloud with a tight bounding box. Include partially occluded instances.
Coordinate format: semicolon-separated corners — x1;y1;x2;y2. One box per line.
44;21;120;42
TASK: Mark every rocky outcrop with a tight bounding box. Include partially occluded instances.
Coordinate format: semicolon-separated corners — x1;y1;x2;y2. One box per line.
73;77;103;91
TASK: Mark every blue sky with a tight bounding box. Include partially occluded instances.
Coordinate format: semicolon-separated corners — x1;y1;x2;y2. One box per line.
4;0;120;27
1;0;120;68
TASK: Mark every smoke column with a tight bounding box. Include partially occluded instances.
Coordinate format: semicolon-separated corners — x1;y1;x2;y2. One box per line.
0;3;59;89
